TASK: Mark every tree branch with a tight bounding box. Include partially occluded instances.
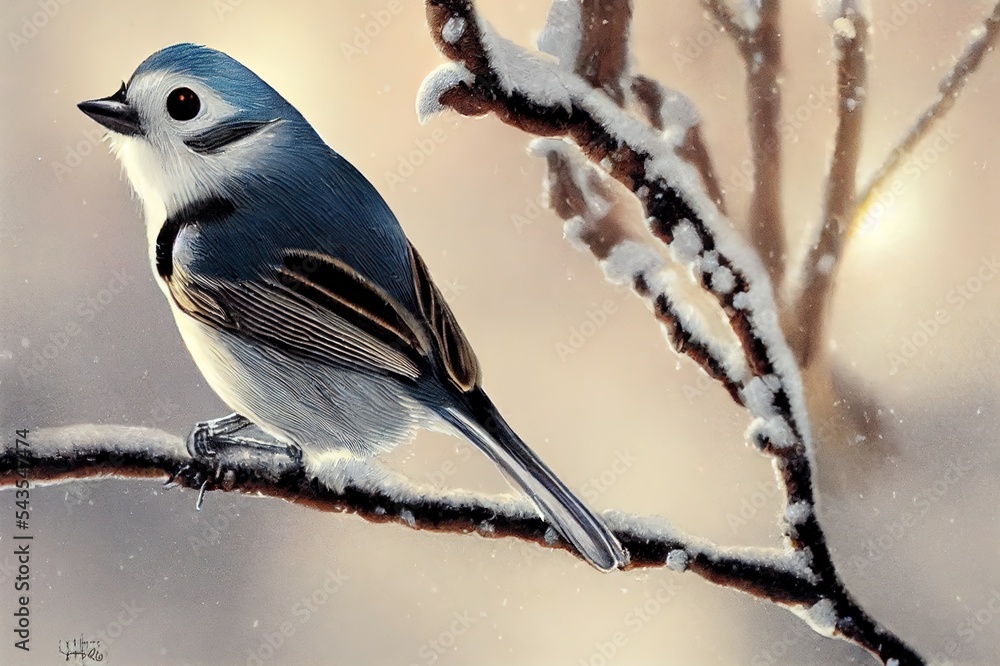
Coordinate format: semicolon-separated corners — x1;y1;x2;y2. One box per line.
703;0;786;285
535;138;746;401
2;424;819;604
571;0;633;104
538;0;741;393
788;2;869;366
700;0;748;42
854;0;1000;222
418;1;922;662
631;74;727;213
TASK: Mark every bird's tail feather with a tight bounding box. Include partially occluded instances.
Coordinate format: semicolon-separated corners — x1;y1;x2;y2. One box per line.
439;389;626;572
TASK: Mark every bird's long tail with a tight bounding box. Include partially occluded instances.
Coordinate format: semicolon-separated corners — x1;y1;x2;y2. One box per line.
438;388;626;572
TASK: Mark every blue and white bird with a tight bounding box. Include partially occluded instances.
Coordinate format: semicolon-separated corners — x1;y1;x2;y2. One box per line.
78;43;625;571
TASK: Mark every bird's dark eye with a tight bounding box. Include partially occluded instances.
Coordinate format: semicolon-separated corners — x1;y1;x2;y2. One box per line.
166;87;200;121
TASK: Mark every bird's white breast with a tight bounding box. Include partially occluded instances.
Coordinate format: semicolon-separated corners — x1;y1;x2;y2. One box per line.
107;135;173;287
107;134;232;390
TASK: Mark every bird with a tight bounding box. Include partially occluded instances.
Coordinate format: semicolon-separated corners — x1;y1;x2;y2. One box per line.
77;43;625;572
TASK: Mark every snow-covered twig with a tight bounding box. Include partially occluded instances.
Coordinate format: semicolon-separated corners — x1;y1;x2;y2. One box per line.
702;0;785;284
854;1;1000;221
419;1;921;662
789;1;869;366
537;0;742;395
631;74;727;213
0;424;821;602
536;139;746;399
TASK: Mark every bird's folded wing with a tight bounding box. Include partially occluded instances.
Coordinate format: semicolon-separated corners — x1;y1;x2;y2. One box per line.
165;243;483;392
406;243;481;393
166;249;432;381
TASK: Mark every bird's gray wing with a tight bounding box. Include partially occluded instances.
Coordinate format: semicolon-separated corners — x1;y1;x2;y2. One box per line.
165;240;481;390
166;244;428;380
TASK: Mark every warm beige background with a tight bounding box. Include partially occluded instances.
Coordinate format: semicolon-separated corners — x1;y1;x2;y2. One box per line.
2;1;998;664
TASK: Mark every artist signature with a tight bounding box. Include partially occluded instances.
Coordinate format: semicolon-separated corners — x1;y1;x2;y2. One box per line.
58;636;105;663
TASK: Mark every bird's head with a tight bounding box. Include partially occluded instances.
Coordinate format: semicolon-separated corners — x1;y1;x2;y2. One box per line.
79;43;317;213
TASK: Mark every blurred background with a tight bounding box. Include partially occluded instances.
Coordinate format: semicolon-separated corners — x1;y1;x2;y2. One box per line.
1;0;998;663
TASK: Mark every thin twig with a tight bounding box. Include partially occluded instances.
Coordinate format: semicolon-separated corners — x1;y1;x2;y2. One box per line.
537;140;746;400
855;0;1000;218
789;2;869;366
700;0;748;42
632;75;727;213
573;0;633;104
744;1;785;285
703;0;786;285
541;1;740;389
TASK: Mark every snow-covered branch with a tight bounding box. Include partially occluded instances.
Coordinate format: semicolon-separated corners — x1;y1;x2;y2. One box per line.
535;139;746;400
1;424;822;603
419;1;922;662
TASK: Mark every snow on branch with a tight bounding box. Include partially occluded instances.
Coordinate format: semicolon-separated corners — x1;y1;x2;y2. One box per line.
421;0;809;467
1;424;822;603
701;0;785;283
533;137;747;400
419;0;922;662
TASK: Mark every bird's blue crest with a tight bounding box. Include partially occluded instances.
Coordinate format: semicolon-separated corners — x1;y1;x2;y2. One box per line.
130;43;297;119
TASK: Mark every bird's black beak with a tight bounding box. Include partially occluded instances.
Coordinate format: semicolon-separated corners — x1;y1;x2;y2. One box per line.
78;82;143;137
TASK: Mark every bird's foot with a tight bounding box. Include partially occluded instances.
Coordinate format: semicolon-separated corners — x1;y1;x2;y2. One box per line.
166;414;303;506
